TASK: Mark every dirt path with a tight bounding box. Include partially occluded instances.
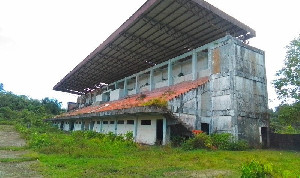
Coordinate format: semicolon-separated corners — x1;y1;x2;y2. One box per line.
0;125;42;178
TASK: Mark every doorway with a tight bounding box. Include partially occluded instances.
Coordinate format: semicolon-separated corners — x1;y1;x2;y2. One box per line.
201;123;209;135
156;119;163;144
261;127;268;148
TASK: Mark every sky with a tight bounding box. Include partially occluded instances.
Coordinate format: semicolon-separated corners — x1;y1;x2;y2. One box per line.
0;0;299;109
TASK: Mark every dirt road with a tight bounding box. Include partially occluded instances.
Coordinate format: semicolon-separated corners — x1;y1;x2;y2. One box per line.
0;125;42;178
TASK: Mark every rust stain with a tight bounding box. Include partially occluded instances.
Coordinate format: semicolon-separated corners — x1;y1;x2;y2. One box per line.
213;49;220;74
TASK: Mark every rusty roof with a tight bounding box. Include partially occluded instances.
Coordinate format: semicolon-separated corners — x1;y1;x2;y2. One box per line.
54;77;209;119
54;0;255;94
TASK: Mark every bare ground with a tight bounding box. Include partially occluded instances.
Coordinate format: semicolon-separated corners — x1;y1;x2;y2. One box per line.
0;125;42;178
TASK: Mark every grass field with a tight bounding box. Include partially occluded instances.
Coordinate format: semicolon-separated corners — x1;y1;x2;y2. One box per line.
4;124;300;177
34;145;300;177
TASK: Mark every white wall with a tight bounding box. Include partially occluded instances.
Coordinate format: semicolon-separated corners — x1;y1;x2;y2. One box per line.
136;116;159;145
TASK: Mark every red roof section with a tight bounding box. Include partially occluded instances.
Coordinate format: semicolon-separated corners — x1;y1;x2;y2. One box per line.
56;77;209;118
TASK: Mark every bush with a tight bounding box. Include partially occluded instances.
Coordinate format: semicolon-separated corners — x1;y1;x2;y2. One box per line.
241;160;273;178
211;133;232;150
182;133;249;151
182;133;213;150
142;97;168;108
229;140;249;151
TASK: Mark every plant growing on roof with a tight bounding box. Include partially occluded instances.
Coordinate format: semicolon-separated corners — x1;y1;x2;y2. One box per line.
142;97;168;108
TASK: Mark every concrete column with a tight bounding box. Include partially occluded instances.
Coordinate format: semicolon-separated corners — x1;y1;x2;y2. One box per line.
123;78;128;97
81;120;84;131
100;118;103;133
134;116;138;142
168;60;173;86
163;117;167;145
114;82;118;90
192;50;198;80
149;69;154;91
135;75;140;94
114;118;117;135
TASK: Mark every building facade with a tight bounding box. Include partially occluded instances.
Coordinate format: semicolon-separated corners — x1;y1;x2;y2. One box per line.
50;0;269;147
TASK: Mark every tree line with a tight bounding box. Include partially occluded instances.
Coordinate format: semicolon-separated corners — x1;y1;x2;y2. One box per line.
0;83;65;127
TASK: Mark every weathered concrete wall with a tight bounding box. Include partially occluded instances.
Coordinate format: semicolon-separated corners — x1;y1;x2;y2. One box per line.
233;43;268;146
167;37;268;146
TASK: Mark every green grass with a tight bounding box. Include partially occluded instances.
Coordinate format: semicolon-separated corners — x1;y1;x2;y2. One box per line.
0;146;27;151
10;124;300;177
34;148;300;177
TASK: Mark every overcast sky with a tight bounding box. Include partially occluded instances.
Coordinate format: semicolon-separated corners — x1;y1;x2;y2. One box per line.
0;0;299;109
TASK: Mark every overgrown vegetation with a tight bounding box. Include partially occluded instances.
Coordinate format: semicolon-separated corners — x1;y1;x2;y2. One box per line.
142;97;168;108
0;83;64;127
181;132;249;151
270;102;300;134
270;35;300;134
0;82;300;177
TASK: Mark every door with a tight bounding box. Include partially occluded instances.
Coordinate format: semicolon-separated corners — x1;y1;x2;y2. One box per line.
156;119;163;145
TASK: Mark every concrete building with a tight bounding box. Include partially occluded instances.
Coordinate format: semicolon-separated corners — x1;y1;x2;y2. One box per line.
50;0;269;147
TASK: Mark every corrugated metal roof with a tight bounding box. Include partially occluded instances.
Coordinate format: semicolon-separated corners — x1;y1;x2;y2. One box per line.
53;0;255;94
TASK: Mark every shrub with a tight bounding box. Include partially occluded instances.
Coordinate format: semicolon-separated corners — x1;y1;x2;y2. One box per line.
29;132;53;149
142;97;167;108
241;160;273;178
171;136;187;147
182;133;213;150
229;140;249;151
211;133;232;150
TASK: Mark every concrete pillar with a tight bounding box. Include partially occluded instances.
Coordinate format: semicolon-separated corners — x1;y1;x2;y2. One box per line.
81;120;84;131
192;50;198;80
100;118;103;133
114;82;118;90
123;78;128;97
149;69;154;91
114;118;117;135
134;116;138;142
168;60;173;86
135;75;140;94
163;117;167;145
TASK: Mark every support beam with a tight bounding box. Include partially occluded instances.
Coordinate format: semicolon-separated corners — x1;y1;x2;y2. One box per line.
149;69;154;91
192;50;198;80
81;120;84;131
143;15;195;49
135;74;140;94
168;60;173;86
163;117;167;145
114;118;117;135
134;116;138;142
123;77;128;97
100;118;103;133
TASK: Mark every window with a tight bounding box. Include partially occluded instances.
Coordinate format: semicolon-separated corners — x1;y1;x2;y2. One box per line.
110;121;115;124
103;121;108;124
97;121;100;124
127;120;134;125
141;120;151;125
117;120;124;124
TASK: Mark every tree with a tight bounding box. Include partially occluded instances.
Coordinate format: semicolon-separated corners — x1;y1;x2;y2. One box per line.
0;83;4;92
273;35;300;103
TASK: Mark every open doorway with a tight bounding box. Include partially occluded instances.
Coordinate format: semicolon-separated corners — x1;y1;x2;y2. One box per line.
261;127;268;148
156;119;163;145
201;123;209;135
